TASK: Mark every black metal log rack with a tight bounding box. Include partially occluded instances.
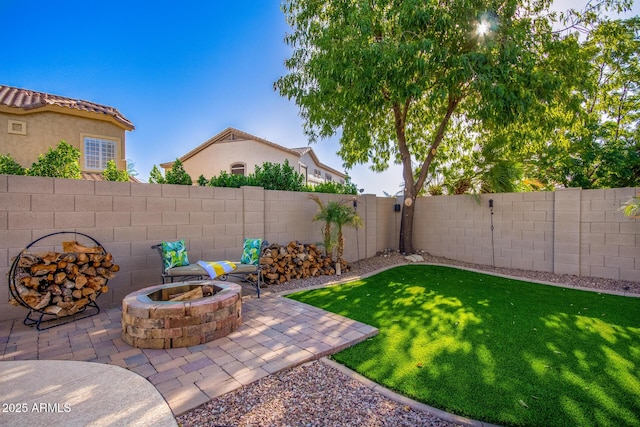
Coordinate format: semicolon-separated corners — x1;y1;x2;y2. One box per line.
8;231;108;331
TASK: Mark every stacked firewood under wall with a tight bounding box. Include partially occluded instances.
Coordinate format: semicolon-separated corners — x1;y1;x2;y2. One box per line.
252;241;349;286
9;241;119;317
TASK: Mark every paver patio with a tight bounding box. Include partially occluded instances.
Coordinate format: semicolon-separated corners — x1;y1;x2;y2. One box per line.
0;290;378;415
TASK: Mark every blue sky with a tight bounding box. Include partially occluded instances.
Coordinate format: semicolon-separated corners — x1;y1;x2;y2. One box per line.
1;1;637;195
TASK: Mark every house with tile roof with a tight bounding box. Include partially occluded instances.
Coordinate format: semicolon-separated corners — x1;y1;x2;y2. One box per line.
0;84;135;178
160;127;347;186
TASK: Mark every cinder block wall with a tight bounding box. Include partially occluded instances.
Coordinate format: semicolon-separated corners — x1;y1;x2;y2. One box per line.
414;187;639;281
579;188;639;281
1;174;638;322
0;175;381;322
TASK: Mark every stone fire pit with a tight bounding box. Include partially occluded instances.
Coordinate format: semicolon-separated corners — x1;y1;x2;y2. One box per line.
121;281;242;349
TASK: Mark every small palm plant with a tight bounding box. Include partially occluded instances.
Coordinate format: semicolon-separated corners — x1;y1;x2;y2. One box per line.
309;195;336;260
309;195;363;264
332;201;363;262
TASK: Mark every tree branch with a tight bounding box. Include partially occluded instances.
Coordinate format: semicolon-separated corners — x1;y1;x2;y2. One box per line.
415;94;461;193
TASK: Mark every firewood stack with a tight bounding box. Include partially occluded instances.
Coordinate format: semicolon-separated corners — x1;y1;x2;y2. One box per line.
9;241;119;317
254;241;349;286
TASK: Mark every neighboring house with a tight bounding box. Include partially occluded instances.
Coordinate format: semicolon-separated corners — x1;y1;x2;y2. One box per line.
160;127;347;185
0;84;135;178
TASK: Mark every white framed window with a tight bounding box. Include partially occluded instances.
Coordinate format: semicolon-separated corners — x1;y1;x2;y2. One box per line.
84;136;117;170
231;162;246;176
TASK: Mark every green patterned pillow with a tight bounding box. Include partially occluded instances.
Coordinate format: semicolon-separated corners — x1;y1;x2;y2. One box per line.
240;238;262;265
161;240;190;269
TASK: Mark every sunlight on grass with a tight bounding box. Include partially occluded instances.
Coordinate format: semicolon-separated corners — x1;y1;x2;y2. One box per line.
287;265;640;427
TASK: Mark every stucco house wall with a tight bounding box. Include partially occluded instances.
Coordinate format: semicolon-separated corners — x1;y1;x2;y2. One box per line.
181;138;300;179
161;128;347;185
0;110;128;171
298;150;346;185
0;84;134;173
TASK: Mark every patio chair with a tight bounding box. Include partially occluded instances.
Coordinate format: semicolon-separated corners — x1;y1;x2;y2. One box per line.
151;238;267;297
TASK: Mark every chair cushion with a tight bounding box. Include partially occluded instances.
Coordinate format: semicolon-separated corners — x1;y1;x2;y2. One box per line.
161;240;190;269
240;238;262;265
234;263;259;274
166;264;205;277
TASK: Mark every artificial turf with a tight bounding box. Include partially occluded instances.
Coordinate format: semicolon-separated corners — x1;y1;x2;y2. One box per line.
286;265;640;427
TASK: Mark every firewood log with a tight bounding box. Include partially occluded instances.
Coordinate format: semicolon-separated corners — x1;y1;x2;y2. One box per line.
47;284;62;295
62;241;102;254
44;305;67;317
11;247;117;316
79;265;96;276
34;292;51;310
30;264;57;276
75;275;88;289
76;253;89;265
169;286;203;302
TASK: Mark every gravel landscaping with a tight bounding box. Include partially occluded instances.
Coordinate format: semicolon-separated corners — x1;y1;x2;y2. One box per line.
176;250;639;427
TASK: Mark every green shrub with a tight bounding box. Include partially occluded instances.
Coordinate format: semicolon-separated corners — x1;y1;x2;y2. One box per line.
165;159;192;185
0;154;26;175
307;179;358;194
103;160;129;181
253;159;305;191
148;165;166;184
28;140;81;179
204;160;357;194
209;170;255;188
196;174;208;186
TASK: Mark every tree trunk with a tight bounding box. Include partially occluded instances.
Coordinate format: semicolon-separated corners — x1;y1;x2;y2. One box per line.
397;94;461;254
399;191;416;254
337;229;344;261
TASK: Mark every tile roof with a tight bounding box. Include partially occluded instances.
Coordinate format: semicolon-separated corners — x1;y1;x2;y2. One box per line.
290;147;312;156
0;84;134;130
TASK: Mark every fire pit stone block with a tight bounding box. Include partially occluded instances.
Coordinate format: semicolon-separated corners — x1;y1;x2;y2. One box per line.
121;281;242;349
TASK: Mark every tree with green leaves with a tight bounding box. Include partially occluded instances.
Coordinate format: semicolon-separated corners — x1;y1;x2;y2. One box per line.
0;153;26;175
534;16;640;189
165;159;193;185
126;159;138;178
28;140;81;179
148;165;166;184
103;160;130;182
276;0;632;253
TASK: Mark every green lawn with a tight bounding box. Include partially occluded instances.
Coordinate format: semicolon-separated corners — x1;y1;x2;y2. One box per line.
286;265;640;427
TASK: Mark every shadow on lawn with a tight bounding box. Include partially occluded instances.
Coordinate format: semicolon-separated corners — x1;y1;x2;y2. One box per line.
289;265;640;427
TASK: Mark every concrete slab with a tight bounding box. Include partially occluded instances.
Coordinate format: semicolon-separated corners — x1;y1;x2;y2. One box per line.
0;360;177;427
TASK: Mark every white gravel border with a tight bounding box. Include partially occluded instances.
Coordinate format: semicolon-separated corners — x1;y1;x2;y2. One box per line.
319;357;501;427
